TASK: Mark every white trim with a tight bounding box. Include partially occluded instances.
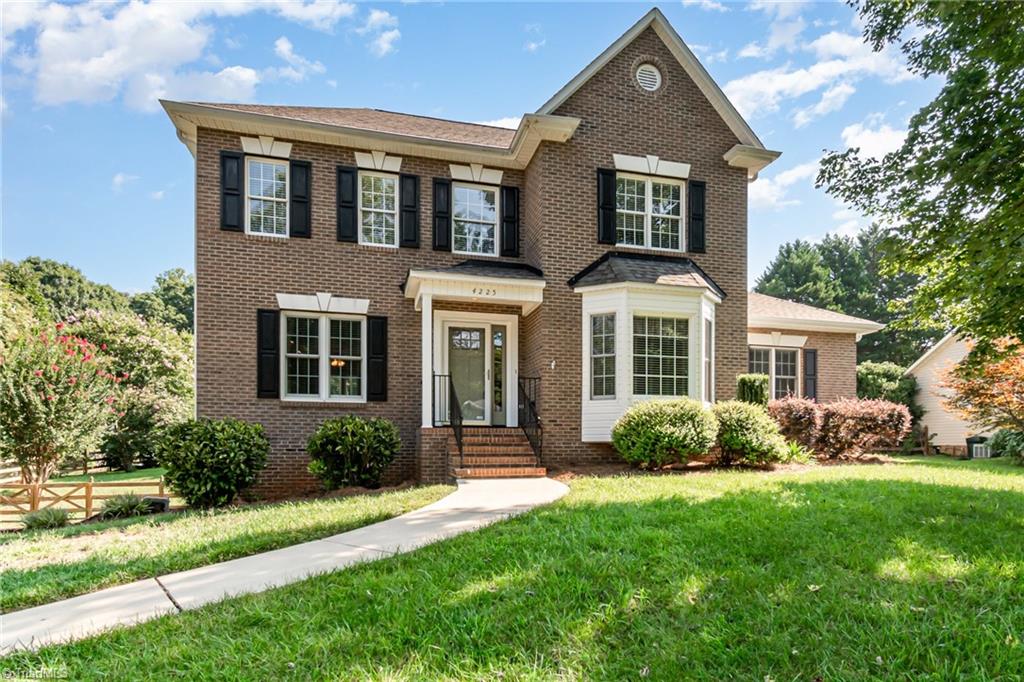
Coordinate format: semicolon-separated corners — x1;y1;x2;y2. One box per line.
405;270;545;316
613;153;690;179
748;345;801;400
904;332;957;376
573;280;721;305
723;144;782;181
588;311;617;400
449;163;503;184
421;294;433;428
747;315;884;340
536;8;771;154
703;315;715;405
354;150;402;172
280;312;367;403
451;181;501;258
244;156;289;238
357;170;400;248
432;309;519;428
747;332;807;348
240;135;292;158
276;293;370;315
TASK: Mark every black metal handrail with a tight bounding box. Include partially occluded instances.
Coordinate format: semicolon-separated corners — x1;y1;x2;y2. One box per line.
518;377;542;463
433;374;464;467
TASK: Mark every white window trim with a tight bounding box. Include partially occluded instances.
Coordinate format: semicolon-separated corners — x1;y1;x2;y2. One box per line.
589;312;617;400
357;170;400;249
631;313;692;399
704;317;715;404
281;312;367;403
616;172;686;253
245;156;289;238
452;181;501;258
748;345;801;400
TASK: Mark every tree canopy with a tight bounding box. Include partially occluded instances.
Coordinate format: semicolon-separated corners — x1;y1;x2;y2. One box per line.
755;226;944;365
2;258;130;322
130;268;195;333
818;1;1024;361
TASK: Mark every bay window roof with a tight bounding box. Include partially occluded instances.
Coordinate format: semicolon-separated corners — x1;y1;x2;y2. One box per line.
568;252;725;300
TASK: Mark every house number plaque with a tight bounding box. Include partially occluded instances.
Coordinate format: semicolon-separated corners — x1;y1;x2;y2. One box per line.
472;287;498;296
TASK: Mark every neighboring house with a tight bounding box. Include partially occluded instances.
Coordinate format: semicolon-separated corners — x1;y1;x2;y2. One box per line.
905;334;992;453
162;9;878;494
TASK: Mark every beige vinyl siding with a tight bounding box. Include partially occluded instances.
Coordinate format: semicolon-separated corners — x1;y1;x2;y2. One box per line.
908;337;993;447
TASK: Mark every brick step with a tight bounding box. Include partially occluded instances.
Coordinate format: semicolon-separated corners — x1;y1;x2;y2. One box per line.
460;427;523;434
459;445;536;456
449;438;531;448
460;455;538;466
453;467;547;479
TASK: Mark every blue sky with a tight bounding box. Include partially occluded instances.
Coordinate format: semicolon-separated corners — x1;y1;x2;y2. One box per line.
1;1;938;293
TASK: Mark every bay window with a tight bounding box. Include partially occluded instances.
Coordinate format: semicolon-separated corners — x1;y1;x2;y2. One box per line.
453;183;498;256
747;347;799;399
283;313;366;401
359;172;398;247
615;175;684;251
633;316;689;396
246;158;289;236
590;313;616;399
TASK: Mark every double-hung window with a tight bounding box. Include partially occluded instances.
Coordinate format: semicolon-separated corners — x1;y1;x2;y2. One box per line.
633;316;689;396
453;183;498;256
615;175;684;251
283;314;366;401
359;172;398;247
246;158;289;236
590;313;616;399
747;347;799;399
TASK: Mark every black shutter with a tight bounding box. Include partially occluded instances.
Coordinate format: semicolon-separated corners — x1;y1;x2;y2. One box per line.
256;309;280;399
803;348;818;401
597;168;616;244
688;180;706;253
367;316;388;401
399;174;420;248
336;166;358;242
500;185;519;257
432;178;452;251
220;151;244;232
290;161;311;238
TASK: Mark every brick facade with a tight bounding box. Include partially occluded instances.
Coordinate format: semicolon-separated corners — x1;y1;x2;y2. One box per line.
748;328;859;402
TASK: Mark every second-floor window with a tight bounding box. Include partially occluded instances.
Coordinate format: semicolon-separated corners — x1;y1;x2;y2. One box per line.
247;158;289;236
453;183;498;256
359;172;398;247
616;175;684;251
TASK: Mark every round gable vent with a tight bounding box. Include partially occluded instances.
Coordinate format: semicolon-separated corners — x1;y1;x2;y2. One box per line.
635;63;662;92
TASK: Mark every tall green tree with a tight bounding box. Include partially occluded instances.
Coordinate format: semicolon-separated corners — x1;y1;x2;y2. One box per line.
818;1;1024;361
2;257;130;321
754;241;837;308
130;268;195;333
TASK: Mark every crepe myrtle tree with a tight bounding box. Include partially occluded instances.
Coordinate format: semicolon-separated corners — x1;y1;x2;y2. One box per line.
0;322;122;483
943;340;1024;433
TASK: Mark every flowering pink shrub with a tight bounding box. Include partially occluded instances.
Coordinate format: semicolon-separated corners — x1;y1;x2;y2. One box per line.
817;398;912;458
0;323;120;483
768;397;821;448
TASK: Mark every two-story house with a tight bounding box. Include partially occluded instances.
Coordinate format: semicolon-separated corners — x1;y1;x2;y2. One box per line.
163;9;881;495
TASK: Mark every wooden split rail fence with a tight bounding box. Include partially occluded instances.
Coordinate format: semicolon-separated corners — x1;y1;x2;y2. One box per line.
1;478;169;522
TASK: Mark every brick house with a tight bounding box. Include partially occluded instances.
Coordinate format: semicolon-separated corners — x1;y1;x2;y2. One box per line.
163;9;881;495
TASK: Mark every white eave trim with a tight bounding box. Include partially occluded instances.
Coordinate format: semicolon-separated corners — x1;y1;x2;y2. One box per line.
573;280;722;305
904;332;958;376
724;144;783;181
276;292;370;315
404;270;546;315
749;315;885;340
748;332;807;348
536;8;767;151
161;100;580;169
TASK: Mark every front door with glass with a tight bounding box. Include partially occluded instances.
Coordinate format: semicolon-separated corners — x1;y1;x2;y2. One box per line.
447;326;489;424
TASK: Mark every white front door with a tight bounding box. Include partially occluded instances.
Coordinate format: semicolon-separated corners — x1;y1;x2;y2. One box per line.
445;324;491;424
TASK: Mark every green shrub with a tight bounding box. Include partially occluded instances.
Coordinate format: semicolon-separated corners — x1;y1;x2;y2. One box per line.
611;398;719;467
768;397;821;448
989;429;1024;463
100;494;152;519
157;418;268;508
22;508;70;531
856;361;922;420
307;416;401;489
712;401;787;466
736;374;770;406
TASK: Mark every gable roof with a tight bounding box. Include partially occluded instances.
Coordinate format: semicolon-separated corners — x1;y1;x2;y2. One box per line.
568;252;725;300
537;8;764;150
748;293;884;337
904;333;960;376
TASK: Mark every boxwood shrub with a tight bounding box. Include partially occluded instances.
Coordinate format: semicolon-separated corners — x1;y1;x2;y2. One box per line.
307;416;401;489
611;398;718;468
157;418;269;508
712;400;787;466
736;374;770;406
768;397;821;449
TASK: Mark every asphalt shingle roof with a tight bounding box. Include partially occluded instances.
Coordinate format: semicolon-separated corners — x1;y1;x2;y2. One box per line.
567;252;726;298
748;292;880;326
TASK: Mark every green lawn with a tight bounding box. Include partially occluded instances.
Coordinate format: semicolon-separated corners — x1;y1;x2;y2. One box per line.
4;457;1024;680
54;467;167;483
0;485;452;611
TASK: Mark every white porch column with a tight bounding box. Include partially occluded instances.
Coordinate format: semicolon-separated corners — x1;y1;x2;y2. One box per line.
420;293;433;428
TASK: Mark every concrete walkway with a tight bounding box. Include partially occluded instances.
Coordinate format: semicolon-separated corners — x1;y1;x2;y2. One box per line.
1;477;569;654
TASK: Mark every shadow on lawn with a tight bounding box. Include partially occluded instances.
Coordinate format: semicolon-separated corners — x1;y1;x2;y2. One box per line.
5;475;1024;680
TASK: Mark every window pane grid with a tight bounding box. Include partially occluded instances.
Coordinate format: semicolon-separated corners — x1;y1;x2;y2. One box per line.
615;177;683;251
590;314;616;398
748;348;771;375
774;349;798;399
329;319;362;397
360;174;398;246
453;185;497;255
247;159;288;235
284;316;365;400
285;316;319;397
632;316;688;396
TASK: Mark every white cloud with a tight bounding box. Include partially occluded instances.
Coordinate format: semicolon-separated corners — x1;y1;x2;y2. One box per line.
840;114;907;159
2;1;355;110
739;15;806;59
357;10;400;56
150;190;165;200
475;116;522;130
524;39;546;53
681;0;729;12
359;9;399;33
124;66;261;111
111;172;139;192
691;44;729;65
326;78;338;88
792;81;855;127
724;31;912;119
370;28;401;57
268;36;325;82
749;160;818;210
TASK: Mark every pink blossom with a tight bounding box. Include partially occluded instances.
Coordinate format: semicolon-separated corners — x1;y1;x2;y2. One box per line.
68;377;77;385
33;369;43;377
55;322;64;331
100;344;107;350
51;364;59;372
45;395;54;401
